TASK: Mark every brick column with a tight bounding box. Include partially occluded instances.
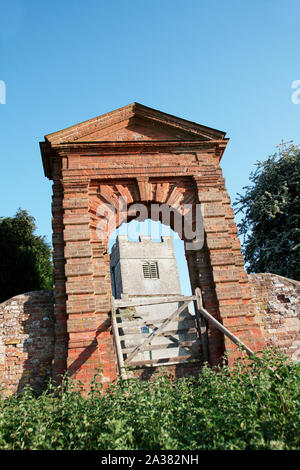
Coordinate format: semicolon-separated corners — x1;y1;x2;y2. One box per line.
90;235;118;386
62;179;98;388
194;173;265;364
52;170;68;380
62;179;117;389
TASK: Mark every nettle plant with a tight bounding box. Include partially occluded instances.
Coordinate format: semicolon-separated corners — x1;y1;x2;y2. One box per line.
0;349;299;450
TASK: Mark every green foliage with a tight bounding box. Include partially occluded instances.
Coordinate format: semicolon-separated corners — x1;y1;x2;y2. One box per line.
234;142;300;280
0;208;53;303
0;350;299;450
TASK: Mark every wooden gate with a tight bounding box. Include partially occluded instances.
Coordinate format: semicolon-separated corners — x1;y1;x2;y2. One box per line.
111;288;254;379
111;291;208;379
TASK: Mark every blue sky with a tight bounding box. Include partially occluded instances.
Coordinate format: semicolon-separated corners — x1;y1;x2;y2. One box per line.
1;0;299;295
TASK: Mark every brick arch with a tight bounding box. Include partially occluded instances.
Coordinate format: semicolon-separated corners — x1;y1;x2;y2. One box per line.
86;176;253;378
88;177;199;244
60;179;265;390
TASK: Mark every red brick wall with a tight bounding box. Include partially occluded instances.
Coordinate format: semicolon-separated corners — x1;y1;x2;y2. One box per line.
0;291;54;395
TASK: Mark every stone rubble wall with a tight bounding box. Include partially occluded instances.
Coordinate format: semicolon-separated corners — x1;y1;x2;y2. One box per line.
0;291;54;395
249;273;300;361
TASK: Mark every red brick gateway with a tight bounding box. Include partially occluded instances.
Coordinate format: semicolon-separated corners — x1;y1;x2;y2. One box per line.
40;103;265;390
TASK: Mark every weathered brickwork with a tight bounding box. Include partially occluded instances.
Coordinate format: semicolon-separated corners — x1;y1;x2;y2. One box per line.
0;291;54;395
40;103;266;390
249;273;300;361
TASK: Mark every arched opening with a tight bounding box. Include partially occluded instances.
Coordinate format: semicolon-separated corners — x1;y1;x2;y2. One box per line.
88;179;227;377
107;218;208;379
109;218;193;300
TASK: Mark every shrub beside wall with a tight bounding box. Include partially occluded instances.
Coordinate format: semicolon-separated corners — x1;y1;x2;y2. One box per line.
0;350;299;450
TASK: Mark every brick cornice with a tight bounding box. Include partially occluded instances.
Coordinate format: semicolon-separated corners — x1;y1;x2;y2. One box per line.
41;140;228;180
54;139;227;154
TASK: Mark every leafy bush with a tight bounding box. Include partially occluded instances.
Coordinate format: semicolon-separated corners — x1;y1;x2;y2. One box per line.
0;349;299;450
234;142;300;280
0;208;53;303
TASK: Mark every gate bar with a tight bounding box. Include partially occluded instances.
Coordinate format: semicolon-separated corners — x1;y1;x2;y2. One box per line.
111;296;128;380
114;295;196;309
195;288;254;357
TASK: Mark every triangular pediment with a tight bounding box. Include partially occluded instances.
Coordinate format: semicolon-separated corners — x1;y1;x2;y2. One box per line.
44;102;226;145
70;116;204;142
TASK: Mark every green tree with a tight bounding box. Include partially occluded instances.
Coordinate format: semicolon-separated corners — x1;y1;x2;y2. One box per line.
0;208;53;303
234;142;300;280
